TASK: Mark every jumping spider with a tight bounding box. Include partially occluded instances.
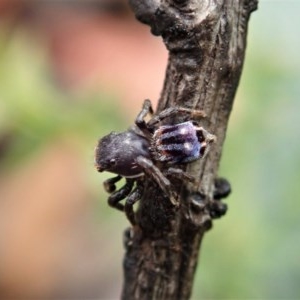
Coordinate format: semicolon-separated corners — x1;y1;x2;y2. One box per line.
95;99;216;225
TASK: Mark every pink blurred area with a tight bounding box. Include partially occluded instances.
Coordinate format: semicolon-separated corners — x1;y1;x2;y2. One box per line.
44;7;167;104
26;0;167;109
0;1;167;298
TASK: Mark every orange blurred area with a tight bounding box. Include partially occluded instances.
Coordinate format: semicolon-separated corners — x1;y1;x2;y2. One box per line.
0;0;167;298
0;0;167;106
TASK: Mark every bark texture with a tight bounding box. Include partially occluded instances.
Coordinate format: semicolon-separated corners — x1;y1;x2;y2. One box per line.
122;1;257;299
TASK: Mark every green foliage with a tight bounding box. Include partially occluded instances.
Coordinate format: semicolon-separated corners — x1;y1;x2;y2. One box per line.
0;29;126;171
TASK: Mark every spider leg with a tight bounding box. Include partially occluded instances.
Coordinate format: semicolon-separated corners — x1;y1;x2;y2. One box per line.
135;99;154;137
136;156;179;206
124;182;144;225
103;175;122;193
107;178;135;212
148;106;206;127
165;167;196;183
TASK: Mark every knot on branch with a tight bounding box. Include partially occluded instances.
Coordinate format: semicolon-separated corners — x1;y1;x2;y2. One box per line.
129;0;220;51
182;177;231;232
244;0;259;13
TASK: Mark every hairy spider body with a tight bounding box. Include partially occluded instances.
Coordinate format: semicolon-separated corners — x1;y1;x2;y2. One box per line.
95;99;216;225
95;130;150;178
152;121;205;164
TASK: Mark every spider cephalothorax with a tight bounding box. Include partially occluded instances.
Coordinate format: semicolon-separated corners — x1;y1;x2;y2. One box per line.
95;99;217;225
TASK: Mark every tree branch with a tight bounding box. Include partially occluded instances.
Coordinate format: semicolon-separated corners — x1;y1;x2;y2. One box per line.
122;1;258;299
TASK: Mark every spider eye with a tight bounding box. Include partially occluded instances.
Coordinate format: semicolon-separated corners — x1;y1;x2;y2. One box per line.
109;158;117;166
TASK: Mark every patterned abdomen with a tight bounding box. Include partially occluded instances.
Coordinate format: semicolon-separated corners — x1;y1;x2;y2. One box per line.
151;121;201;164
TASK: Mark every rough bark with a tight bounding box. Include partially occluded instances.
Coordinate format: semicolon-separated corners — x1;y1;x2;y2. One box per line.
122;1;258;299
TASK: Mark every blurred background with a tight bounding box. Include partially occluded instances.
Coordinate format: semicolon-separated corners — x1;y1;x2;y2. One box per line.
0;0;299;299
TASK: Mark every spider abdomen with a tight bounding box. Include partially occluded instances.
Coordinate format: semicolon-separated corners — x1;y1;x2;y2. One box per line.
151;121;201;164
